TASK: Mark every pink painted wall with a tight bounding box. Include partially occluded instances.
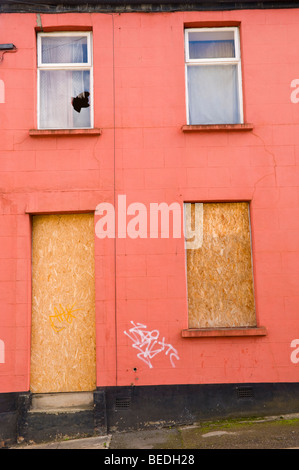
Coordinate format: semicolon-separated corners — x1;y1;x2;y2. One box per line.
0;8;299;393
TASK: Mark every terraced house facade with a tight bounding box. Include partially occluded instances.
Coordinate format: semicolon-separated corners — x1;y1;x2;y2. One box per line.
0;0;299;446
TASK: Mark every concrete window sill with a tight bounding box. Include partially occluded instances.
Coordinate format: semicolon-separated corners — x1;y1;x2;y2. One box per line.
181;326;267;338
29;128;102;136
181;124;254;132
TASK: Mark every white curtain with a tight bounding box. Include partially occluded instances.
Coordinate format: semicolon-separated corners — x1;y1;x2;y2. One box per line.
187;38;240;125
187;64;240;125
39;36;90;129
189;39;235;59
41;36;87;64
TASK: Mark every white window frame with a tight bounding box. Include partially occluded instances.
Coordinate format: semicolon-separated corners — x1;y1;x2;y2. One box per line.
185;27;244;125
37;31;94;129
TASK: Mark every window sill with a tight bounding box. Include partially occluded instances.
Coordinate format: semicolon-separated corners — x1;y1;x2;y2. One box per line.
181;326;267;338
181;123;254;132
29;128;102;137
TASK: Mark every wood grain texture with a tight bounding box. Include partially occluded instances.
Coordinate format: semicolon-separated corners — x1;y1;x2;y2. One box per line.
30;214;96;393
186;202;256;329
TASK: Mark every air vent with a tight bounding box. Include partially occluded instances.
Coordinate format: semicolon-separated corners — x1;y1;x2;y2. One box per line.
115;397;131;409
236;386;254;399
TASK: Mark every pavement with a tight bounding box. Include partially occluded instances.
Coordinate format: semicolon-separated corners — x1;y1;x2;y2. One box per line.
8;412;299;450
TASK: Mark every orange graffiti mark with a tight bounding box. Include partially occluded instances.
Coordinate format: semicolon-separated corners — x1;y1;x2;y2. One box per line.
49;304;81;333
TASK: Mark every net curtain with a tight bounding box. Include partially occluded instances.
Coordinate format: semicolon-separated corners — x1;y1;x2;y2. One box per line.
39;36;90;129
187;39;240;125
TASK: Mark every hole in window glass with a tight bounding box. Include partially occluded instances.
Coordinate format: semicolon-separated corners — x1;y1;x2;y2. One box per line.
40;69;91;129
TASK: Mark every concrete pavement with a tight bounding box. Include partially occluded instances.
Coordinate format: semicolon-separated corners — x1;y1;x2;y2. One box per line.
9;413;299;449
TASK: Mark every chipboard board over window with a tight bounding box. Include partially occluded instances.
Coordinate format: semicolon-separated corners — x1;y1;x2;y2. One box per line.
185;202;256;329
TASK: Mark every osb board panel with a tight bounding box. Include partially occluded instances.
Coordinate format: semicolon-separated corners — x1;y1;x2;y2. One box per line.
31;214;96;393
186;203;256;329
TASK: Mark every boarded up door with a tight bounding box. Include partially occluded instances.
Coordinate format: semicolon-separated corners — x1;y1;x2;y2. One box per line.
30;214;96;393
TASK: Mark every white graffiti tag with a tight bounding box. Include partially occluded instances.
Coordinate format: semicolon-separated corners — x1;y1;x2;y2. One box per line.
124;321;179;369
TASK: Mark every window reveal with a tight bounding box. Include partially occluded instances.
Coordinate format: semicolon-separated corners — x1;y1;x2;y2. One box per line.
185;202;256;329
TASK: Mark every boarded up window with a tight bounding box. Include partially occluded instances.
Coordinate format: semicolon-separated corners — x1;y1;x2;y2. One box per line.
185;202;256;329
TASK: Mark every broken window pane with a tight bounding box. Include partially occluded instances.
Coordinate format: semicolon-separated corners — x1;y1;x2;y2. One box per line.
39;69;91;129
38;32;93;129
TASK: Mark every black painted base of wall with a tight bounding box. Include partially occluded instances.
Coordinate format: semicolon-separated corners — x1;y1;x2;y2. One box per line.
1;382;299;446
102;382;299;432
0;392;30;447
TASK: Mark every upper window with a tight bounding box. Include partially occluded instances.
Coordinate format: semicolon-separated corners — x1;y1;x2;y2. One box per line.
37;32;93;129
185;27;243;125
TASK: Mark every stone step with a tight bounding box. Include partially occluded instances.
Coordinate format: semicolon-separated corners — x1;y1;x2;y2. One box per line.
31;392;94;411
23;407;96;444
